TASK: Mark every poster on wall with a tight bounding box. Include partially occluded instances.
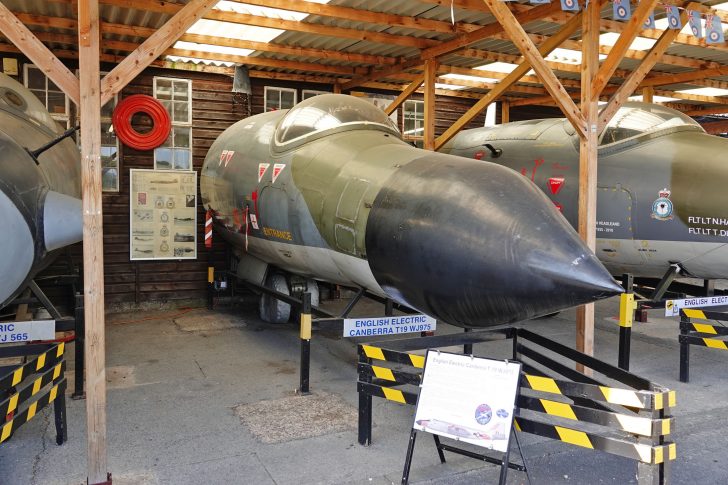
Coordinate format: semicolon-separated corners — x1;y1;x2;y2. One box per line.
413;351;521;452
129;169;197;261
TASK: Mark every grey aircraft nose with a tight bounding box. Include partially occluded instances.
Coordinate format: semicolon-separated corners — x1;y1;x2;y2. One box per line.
365;155;623;328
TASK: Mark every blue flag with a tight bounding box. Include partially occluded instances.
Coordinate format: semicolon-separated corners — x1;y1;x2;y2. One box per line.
665;6;681;30
613;0;631;21
706;14;725;44
560;0;580;12
688;10;703;39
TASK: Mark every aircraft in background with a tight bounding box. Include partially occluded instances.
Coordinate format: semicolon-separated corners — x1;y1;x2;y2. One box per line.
201;94;622;327
0;72;82;309
441;102;728;289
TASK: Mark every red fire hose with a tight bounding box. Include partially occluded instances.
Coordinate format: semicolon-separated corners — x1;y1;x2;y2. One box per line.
112;94;171;151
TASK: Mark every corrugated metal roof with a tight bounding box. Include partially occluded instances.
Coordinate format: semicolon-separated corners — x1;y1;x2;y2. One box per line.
1;0;728;110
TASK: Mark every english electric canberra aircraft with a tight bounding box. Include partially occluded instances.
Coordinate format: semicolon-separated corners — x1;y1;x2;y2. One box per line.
201;94;622;326
441;102;728;283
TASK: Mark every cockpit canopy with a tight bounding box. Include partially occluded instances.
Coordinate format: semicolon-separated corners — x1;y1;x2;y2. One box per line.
599;102;704;146
0;72;60;134
273;94;400;150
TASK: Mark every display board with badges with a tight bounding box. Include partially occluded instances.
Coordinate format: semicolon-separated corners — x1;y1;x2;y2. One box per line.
130;169;197;260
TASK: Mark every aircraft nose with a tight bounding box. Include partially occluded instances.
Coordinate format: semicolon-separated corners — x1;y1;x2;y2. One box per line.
364;155;622;328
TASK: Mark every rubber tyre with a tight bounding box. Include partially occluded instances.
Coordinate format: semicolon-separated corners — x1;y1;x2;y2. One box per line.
259;273;291;324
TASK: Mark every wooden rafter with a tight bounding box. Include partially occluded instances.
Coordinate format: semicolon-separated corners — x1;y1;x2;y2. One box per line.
434;11;583;150
0;3;79;104
339;58;422;91
384;74;425;116
424;59;438;150
100;0;216;105
598;9;689;131
481;0;586;137
591;0;659;99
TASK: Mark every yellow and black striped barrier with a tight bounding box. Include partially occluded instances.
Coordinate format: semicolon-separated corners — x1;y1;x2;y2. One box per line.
679;308;728;382
357;326;676;482
0;342;67;446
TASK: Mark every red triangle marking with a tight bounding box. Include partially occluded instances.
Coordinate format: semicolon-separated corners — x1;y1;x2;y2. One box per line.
548;177;565;195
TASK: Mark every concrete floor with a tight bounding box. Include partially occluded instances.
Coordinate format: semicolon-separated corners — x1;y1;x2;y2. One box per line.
1;294;728;485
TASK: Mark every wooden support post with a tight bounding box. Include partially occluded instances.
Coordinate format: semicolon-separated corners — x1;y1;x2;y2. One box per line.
332;82;341;94
424;59;437;151
384;73;424;116
642;86;654;103
500;101;510;124
576;0;601;366
78;1;108;483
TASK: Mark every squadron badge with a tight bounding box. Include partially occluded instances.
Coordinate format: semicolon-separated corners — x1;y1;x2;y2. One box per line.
651;188;673;221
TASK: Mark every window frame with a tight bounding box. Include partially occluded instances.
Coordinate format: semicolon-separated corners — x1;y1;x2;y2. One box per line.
301;89;329;101
153;76;193;171
264;86;297;112
402;99;425;146
23;63;70;129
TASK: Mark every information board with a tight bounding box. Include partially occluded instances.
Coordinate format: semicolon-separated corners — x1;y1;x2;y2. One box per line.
665;295;728;316
413;351;521;452
343;314;436;337
0;320;55;343
130;169;197;261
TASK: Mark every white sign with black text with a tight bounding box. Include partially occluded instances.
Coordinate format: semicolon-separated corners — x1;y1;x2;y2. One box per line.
343;314;436;337
413;352;520;452
0;320;55;344
665;295;728;316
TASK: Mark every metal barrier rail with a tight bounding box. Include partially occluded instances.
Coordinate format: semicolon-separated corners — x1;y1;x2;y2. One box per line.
679;309;728;382
357;327;675;484
0;342;67;445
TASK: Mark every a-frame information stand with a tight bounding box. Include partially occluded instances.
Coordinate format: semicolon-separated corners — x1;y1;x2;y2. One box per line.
400;351;528;484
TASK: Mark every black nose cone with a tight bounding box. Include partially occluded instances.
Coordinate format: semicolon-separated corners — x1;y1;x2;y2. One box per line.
365;155;622;328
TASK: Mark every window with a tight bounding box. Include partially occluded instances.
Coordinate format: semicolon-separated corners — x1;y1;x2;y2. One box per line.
264;86;296;112
302;89;329;101
154;77;192;171
23;64;69;128
100;79;120;191
403;100;424;148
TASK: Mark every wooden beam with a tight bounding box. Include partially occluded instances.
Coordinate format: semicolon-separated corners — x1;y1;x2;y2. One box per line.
424;59;438;151
340;57;421;91
501;101;509;123
576;0;601;364
641;66;728;88
700;119;728;134
421;2;564;59
434;11;583;150
591;0;659;99
100;0;217;106
642;86;654;103
0;3;79;104
385;73;424;116
481;0;586;137
685;106;728;116
598;9;689;131
77;1;107;483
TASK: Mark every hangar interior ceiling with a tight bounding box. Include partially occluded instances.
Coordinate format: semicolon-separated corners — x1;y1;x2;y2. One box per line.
3;0;728;124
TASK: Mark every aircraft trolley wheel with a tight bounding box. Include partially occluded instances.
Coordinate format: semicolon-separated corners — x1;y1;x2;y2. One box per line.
259;272;291;324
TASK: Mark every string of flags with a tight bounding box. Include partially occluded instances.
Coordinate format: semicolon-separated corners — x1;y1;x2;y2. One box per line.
511;0;726;44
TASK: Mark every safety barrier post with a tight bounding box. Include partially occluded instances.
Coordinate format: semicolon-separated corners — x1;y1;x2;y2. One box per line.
619;274;636;370
298;292;312;395
679;313;690;383
357;347;373;445
72;292;85;398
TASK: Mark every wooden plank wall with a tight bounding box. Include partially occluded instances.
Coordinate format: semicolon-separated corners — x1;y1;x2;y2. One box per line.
42;72;540;311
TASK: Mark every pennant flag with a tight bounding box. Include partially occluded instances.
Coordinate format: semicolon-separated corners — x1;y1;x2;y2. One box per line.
706;14;725;44
613;0;631;21
688;10;703;39
530;0;550;4
665;5;681;30
560;0;579;12
642;4;655;29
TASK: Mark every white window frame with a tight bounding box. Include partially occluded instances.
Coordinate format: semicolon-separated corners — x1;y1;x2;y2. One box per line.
301;89;329;101
264;86;297;111
153;77;193;171
23;64;70;128
402;99;425;145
